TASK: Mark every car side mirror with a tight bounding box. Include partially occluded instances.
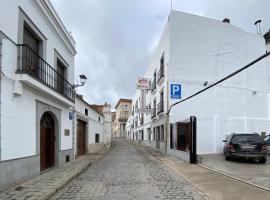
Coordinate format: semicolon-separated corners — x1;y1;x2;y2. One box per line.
222;140;227;142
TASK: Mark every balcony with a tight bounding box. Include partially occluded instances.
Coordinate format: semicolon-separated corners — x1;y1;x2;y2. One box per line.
131;124;134;129
151;79;156;93
135;120;138;127
16;44;75;102
157;101;164;114
118;116;128;122
157;65;164;85
151;107;156;118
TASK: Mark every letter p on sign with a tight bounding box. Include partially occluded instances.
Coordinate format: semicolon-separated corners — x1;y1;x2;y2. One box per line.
170;84;181;99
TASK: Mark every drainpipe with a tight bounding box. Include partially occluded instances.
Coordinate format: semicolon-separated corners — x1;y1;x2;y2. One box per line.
72;106;76;159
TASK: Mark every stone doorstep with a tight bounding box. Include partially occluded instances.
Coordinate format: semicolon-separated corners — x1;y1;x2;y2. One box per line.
0;147;112;200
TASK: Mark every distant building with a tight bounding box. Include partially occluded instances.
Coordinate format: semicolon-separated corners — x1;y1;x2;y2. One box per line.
127;11;269;161
91;103;113;146
111;111;116;138
75;95;105;154
113;99;132;138
75;96;112;155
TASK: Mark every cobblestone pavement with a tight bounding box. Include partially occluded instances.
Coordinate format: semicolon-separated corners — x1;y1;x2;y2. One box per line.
0;148;110;200
50;140;208;200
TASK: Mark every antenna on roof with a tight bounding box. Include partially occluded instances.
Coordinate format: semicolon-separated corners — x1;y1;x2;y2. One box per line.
170;0;173;11
254;19;262;35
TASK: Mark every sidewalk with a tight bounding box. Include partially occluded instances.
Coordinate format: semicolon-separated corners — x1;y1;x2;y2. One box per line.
0;148;111;200
136;144;270;200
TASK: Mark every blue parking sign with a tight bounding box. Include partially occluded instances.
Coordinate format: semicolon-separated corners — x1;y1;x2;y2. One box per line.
170;84;181;99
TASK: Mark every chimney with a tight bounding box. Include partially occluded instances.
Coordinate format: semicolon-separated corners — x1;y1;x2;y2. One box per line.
254;20;262;34
222;18;230;23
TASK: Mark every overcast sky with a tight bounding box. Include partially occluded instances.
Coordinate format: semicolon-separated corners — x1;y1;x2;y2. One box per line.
51;0;270;107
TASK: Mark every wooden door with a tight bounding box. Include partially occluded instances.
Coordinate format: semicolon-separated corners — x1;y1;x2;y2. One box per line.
77;120;86;156
47;128;55;167
40;112;55;171
40;127;47;171
40;127;55;171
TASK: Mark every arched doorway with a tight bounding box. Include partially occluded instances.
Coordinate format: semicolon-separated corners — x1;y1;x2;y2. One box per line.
40;112;55;171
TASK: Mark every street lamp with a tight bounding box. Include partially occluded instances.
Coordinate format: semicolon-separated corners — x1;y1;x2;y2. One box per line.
73;74;87;89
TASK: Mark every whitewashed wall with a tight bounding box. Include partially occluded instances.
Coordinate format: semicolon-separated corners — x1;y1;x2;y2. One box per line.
1;39;74;160
0;0;75;160
130;21;170;141
128;11;270;155
168;11;269;154
75;97;104;152
102;104;112;145
0;0;75;82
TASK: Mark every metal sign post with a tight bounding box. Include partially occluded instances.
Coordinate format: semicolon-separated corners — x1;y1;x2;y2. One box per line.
190;116;197;164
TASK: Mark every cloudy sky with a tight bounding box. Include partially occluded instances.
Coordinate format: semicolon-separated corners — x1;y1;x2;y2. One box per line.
51;0;270;107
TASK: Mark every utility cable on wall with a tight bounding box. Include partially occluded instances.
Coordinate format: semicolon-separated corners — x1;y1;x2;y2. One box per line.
167;51;270;114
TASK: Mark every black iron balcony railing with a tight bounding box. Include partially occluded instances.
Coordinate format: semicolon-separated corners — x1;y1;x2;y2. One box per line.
151;107;156;118
151;78;156;92
157;101;164;114
157;65;164;83
17;44;75;102
135;120;138;127
131;124;134;129
118;116;128;122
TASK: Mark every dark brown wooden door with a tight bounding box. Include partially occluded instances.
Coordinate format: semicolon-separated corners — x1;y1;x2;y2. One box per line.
77;120;86;157
40;112;55;171
176;123;191;151
40;127;46;171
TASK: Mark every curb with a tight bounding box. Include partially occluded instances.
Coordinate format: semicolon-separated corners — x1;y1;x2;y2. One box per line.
41;161;92;200
43;147;113;199
197;164;270;193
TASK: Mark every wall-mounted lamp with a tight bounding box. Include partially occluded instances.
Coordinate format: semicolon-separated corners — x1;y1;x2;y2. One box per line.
252;91;257;96
203;81;208;87
73;74;87;89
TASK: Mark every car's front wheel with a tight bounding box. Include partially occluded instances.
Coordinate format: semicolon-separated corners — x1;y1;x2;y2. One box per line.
225;155;231;161
259;157;267;164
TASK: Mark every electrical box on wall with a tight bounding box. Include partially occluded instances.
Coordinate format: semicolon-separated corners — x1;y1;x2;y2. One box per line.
64;129;70;136
13;80;23;96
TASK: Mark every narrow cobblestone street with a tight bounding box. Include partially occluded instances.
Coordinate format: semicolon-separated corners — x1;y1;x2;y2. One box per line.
50;140;207;200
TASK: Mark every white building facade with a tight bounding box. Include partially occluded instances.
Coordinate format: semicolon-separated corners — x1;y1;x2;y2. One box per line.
127;11;270;161
0;0;76;191
75;96;110;155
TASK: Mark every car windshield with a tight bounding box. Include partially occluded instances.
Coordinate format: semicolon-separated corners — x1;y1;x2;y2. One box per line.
264;136;270;142
231;134;262;143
